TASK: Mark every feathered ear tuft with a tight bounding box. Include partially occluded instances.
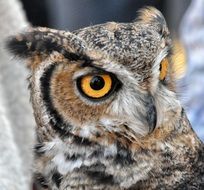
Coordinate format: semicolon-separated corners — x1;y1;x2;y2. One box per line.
6;27;63;59
136;6;169;38
6;33;37;58
6;35;28;58
5;27;88;62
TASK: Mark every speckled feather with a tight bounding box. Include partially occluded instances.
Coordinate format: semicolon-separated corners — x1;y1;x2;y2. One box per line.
6;7;204;190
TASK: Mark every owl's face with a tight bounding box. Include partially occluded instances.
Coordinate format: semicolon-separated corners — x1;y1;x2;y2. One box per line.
7;7;179;144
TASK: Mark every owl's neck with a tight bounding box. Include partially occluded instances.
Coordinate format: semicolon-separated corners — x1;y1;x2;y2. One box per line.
129;108;204;189
34;108;204;189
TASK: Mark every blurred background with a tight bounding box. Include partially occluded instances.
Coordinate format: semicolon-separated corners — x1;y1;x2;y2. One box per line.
20;0;190;33
0;0;204;190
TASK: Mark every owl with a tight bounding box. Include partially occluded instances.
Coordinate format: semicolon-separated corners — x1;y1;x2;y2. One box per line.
6;7;204;190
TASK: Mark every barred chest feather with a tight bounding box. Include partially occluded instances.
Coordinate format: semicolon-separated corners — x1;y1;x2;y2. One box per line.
34;110;204;190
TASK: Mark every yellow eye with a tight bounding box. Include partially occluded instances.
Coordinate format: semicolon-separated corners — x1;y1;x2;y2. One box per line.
77;73;120;100
80;74;112;98
159;58;169;80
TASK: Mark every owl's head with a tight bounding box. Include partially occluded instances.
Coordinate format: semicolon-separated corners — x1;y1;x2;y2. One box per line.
6;7;180;145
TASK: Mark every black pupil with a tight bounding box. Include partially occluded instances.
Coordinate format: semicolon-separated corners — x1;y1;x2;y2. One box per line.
90;76;105;90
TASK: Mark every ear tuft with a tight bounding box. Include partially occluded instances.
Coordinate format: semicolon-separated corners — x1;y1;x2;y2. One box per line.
136;6;169;37
6;28;61;59
6;34;33;58
6;27;89;62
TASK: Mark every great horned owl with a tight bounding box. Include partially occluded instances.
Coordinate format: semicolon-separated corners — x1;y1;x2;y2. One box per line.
6;7;204;190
